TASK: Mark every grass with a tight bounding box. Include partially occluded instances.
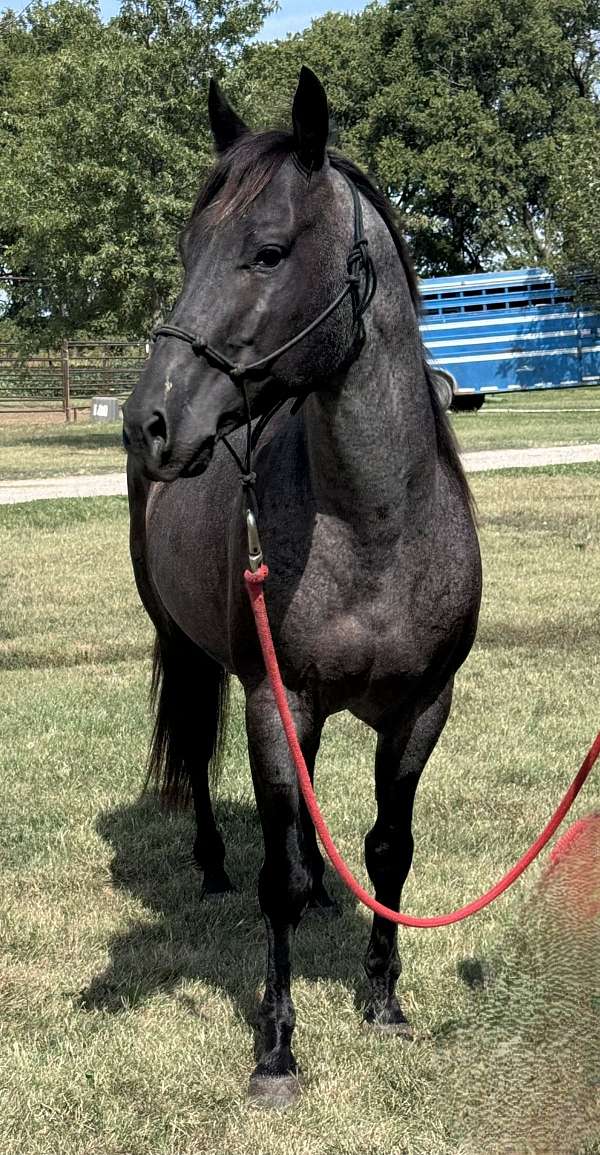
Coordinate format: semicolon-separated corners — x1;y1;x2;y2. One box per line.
453;386;600;452
0;421;125;481
0;386;600;483
0;471;599;1154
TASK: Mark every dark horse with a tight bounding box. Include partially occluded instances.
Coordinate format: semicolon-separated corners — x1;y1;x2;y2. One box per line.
123;68;481;1108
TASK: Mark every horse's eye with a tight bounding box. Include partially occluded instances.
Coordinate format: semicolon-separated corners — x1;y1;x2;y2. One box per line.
256;246;285;269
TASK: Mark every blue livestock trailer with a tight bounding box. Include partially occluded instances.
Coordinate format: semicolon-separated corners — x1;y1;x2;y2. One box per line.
419;268;600;410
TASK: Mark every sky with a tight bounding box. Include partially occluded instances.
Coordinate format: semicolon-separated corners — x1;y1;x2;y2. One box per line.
0;0;368;42
95;0;365;40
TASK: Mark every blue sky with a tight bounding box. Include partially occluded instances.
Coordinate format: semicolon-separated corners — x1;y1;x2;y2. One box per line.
0;0;367;41
95;0;366;39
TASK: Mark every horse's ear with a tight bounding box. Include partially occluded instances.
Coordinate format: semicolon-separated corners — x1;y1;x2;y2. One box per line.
292;66;329;171
208;78;249;154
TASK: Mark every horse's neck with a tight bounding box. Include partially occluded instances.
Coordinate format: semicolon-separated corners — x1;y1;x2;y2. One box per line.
303;281;438;537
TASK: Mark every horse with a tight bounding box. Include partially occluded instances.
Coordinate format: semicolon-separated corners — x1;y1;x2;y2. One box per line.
122;66;482;1108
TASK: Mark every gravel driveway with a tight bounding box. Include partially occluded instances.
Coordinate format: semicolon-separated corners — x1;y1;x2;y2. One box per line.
1;442;599;506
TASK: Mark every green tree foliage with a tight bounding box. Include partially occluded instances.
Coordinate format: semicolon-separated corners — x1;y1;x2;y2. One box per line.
238;0;600;275
1;0;598;342
549;100;600;296
0;0;272;344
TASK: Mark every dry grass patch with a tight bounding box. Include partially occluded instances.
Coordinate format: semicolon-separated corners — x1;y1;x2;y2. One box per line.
0;470;599;1154
0;421;124;480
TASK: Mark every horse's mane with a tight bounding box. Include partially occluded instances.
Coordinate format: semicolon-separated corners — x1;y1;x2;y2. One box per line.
190;131;471;509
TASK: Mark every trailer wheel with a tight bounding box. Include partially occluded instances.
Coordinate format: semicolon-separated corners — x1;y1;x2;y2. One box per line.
432;372;454;411
451;394;485;413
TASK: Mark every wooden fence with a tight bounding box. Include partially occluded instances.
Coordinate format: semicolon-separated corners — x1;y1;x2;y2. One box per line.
0;340;148;420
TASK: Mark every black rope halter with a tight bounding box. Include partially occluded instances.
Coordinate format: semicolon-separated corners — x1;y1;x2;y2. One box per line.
150;172;377;498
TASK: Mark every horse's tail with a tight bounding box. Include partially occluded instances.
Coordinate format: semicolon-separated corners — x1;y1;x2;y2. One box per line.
146;623;230;807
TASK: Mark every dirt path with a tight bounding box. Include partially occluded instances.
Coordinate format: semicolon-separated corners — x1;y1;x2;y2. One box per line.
1;442;599;505
461;442;600;473
0;472;129;505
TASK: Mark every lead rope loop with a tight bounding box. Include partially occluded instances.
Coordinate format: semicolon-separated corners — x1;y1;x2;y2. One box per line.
244;565;600;927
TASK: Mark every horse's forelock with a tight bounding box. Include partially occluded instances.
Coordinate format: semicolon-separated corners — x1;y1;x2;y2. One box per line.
191;131;296;228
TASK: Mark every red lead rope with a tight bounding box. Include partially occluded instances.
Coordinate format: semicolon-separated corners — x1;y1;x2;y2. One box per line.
245;564;600;928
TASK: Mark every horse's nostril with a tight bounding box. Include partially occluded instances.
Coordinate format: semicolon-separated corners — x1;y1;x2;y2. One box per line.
143;409;169;459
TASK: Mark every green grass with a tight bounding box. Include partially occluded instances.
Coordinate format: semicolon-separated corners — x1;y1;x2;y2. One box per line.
452;386;600;452
1;386;600;484
485;385;600;408
0;473;599;1154
0;420;124;481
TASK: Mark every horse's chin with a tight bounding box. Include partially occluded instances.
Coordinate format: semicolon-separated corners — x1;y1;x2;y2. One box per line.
136;437;216;483
179;438;216;478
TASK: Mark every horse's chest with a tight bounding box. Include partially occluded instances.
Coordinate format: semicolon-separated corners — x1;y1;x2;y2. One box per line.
278;579;434;714
271;505;473;717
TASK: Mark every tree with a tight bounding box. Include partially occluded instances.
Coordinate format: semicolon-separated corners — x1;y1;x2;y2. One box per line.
0;0;273;344
238;0;600;275
548;101;600;297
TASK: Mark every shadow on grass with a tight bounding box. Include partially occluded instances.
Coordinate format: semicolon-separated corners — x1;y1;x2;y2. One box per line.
477;615;600;652
80;792;372;1028
0;641;150;671
3;430;123;452
78;795;600;1152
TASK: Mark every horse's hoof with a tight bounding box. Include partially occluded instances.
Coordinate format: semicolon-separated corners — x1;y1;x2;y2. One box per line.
247;1074;301;1110
200;870;235;899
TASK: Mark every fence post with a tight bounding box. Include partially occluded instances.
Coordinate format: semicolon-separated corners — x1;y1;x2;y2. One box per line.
61;340;71;422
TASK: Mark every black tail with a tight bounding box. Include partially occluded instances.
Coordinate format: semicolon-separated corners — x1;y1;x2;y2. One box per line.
146;624;230;807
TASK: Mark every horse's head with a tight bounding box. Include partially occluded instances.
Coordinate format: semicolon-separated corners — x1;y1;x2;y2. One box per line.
123;67;361;481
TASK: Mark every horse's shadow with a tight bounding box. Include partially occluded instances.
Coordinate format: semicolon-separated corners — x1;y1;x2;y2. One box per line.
80;790;372;1028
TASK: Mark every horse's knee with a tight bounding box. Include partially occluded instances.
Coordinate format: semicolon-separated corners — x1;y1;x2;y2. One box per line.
364;824;382;880
258;849;313;926
364;924;401;976
364;824;414;890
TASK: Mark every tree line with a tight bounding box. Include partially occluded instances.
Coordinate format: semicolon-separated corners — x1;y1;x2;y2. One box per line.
1;0;599;345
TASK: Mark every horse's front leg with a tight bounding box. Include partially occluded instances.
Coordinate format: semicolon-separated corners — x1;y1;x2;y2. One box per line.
245;680;322;1109
363;681;454;1032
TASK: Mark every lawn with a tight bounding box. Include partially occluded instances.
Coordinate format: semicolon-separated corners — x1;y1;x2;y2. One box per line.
0;420;125;481
453;386;600;451
0;468;599;1154
0;387;600;483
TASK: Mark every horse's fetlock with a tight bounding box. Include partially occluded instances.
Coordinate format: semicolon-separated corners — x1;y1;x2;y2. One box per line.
364;943;400;982
252;1046;298;1080
193;831;226;872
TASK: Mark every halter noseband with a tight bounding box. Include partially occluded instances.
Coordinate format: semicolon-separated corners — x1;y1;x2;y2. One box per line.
149;172;377;543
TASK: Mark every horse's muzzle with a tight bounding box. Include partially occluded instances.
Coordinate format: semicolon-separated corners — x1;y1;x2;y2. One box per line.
122;400;170;478
123;399;216;482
